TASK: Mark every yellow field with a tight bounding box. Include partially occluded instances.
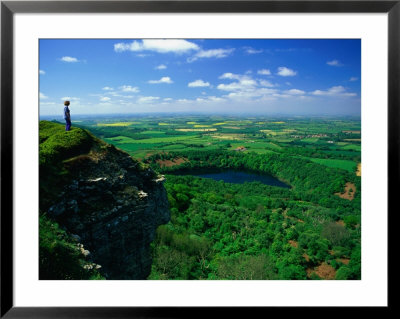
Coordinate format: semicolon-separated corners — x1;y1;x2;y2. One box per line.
186;121;197;124
175;128;217;132
211;133;245;140
212;122;227;126
271;121;285;124
222;126;241;130
260;130;278;136
97;122;135;127
158;123;172;126
225;120;253;124
194;125;212;128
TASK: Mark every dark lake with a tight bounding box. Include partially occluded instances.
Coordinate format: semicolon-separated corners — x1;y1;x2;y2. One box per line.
172;169;291;189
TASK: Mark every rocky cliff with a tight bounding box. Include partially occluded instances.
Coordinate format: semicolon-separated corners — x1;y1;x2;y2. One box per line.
39;121;170;279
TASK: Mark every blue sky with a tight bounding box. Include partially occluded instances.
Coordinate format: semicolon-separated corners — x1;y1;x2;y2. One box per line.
39;39;360;116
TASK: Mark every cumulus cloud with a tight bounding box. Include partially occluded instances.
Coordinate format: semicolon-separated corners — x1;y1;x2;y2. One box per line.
217;79;257;91
137;96;160;103
284;89;305;95
39;70;45;75
155;64;167;70
188;79;210;87
217;72;280;102
100;97;111;102
60;56;79;63
257;69;271;75
311;86;356;97
349;77;358;81
102;86;114;91
259;80;274;88
327;60;343;66
148;77;173;84
277;67;297;77
40;92;48;99
114;39;199;54
188;48;234;62
219;73;241;80
120;85;140;93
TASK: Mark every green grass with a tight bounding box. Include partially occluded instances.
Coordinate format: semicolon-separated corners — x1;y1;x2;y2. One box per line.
139;131;166;136
39;121;94;167
342;144;361;152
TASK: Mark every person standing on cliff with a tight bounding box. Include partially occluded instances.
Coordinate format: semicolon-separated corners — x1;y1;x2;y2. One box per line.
64;100;71;131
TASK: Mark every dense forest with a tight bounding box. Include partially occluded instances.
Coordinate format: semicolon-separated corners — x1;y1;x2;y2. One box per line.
146;150;361;280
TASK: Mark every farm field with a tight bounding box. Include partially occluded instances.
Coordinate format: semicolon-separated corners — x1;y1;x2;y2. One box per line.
70;115;361;174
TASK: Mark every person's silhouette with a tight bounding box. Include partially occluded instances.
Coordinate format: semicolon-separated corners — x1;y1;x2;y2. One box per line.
64;100;71;131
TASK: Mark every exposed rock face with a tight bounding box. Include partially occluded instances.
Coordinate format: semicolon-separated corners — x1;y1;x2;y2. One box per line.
46;143;170;279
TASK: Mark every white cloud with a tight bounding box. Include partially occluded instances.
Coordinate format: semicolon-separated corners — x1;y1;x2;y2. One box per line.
148;77;173;84
219;73;241;80
137;96;160;103
120;85;140;93
217;72;280;102
100;97;111;102
188;79;210;87
244;47;263;54
217;73;258;91
349;77;358;81
136;53;151;58
155;64;167;70
327;60;343;66
39;70;45;75
259;80;274;88
257;69;271;76
164;98;172;101
114;39;199;54
207;96;225;102
277;67;297;77
40;92;48;99
284;89;305;95
188;48;234;62
60;56;79;63
217;80;257;92
177;99;191;103
102;86;114;91
196;96;226;103
311;86;356;97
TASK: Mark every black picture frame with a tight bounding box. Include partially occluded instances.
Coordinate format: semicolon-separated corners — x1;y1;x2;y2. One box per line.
1;0;396;317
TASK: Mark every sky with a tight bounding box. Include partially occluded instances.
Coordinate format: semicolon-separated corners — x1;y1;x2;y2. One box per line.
39;39;361;116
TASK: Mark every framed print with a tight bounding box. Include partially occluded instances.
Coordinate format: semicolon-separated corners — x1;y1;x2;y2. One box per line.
1;0;396;317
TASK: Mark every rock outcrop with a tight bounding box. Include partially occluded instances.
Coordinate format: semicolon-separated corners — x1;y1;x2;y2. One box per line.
40;121;170;279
